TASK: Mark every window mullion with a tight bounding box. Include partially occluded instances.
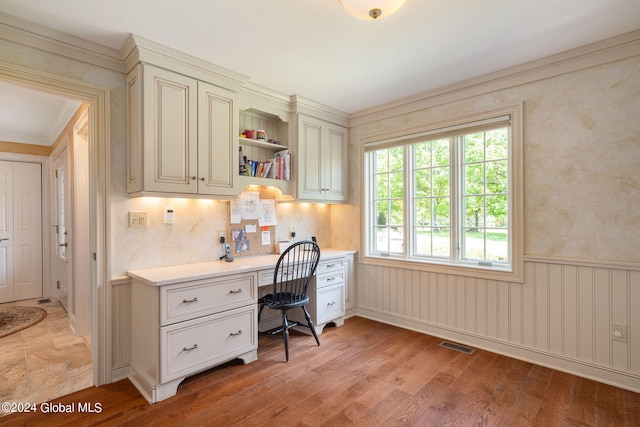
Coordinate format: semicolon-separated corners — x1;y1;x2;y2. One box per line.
405;145;412;259
451;136;460;263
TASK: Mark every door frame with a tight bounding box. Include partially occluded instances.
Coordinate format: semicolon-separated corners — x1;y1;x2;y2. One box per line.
50;142;71;312
0;62;111;387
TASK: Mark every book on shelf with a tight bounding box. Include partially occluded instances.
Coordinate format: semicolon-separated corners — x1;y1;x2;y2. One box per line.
239;145;291;180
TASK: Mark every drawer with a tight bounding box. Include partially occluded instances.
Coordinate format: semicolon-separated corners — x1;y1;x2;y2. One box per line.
316;284;344;324
258;265;309;288
258;269;275;287
160;273;256;326
316;271;344;289
160;305;257;382
317;258;344;275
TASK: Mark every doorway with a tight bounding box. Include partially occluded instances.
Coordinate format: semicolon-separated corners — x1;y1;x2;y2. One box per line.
0;64;109;398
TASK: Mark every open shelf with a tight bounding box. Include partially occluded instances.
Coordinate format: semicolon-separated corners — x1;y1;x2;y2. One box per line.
239;137;288;151
239;175;291;195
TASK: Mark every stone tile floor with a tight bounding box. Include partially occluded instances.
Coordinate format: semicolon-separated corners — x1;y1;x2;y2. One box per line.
0;298;92;416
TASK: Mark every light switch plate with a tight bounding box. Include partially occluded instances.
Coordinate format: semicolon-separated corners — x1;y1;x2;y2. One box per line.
129;211;147;228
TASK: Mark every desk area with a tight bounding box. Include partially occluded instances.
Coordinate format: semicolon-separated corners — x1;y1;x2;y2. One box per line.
127;248;355;404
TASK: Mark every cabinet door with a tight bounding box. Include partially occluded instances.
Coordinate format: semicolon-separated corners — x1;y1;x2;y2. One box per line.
323;123;348;202
297;115;324;200
197;82;238;196
297;114;348;202
143;64;198;193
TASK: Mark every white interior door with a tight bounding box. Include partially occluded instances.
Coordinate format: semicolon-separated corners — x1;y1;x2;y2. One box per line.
0;161;15;303
52;147;71;311
0;160;43;303
13;162;43;301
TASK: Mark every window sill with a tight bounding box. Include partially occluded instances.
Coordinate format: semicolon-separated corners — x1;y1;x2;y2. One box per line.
360;254;524;283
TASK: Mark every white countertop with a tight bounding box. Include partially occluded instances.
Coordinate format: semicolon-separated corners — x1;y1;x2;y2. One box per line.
127;248;356;286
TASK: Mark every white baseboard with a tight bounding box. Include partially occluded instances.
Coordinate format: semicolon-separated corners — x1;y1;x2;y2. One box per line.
111;363;130;383
356;307;640;394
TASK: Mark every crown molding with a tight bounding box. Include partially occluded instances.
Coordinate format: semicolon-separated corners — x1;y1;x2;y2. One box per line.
291;95;350;127
121;34;249;92
238;81;292;123
350;29;640;127
0;12;124;73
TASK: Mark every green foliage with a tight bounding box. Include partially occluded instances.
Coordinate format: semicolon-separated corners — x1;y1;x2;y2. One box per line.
370;126;509;261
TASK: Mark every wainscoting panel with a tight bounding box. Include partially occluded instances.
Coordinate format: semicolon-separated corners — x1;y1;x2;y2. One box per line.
356;259;640;392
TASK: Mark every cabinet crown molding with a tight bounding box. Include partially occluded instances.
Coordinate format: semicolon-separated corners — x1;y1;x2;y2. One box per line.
292;95;350;127
121;34;249;92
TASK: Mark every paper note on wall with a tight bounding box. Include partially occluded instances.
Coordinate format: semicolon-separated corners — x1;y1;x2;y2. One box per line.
259;199;277;226
230;201;242;224
261;230;271;245
239;191;260;219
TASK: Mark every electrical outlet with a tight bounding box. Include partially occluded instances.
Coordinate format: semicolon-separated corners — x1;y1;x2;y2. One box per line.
129;212;147;228
611;323;627;342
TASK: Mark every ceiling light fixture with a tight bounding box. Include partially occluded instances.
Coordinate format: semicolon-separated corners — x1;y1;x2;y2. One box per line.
338;0;406;20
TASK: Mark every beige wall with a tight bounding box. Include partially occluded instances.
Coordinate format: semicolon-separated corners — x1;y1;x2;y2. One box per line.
340;55;640;263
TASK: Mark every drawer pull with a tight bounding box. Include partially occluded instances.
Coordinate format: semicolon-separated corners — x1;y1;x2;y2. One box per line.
182;297;199;304
326;264;335;268
229;330;243;337
327;301;336;307
228;289;243;294
326;277;336;281
182;344;198;352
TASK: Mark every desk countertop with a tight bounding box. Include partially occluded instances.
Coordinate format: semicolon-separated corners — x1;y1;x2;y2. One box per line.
127;248;356;287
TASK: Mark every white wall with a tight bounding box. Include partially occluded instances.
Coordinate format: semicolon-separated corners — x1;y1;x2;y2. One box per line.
335;34;640;391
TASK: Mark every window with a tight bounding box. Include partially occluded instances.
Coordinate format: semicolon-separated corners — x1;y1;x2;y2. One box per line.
363;106;523;281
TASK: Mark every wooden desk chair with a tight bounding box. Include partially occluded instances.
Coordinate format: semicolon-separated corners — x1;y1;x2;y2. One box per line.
258;240;321;361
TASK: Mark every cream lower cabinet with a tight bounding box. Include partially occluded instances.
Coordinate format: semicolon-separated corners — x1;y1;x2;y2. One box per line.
282;255;347;334
126;63;238;197
129;272;258;404
296;114;348;203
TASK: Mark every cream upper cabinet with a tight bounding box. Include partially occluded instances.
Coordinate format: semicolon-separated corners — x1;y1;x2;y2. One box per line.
197;82;238;197
127;63;238;197
296;114;348;203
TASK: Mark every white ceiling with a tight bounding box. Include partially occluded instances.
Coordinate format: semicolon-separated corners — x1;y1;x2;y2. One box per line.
0;81;81;146
1;0;639;143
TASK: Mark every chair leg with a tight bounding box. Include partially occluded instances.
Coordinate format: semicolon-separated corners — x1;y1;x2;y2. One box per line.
282;310;290;362
302;305;320;346
258;303;265;322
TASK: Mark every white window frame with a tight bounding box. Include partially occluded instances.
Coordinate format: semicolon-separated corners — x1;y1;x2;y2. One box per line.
361;104;524;283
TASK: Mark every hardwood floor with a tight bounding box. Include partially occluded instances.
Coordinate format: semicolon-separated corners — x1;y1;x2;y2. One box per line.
1;317;638;426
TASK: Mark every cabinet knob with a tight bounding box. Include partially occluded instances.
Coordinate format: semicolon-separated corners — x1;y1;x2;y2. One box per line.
191;176;197;180
200;177;205;181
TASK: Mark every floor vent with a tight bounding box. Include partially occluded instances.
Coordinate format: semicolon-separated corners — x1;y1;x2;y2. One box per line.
440;341;475;355
37;298;51;304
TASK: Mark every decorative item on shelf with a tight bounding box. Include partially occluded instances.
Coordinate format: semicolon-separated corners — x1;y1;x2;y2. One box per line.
268;139;281;145
244;129;255;139
239;146;248;176
256;130;267;141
